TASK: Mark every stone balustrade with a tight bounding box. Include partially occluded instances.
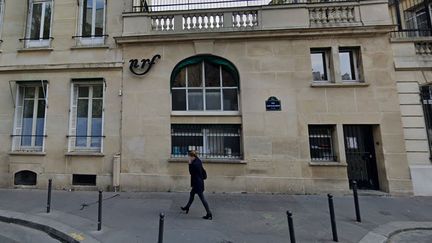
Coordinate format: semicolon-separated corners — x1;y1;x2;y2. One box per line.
415;42;432;55
120;0;390;37
309;6;357;26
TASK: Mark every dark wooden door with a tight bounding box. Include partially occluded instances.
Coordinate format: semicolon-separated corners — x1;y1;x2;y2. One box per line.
343;125;379;190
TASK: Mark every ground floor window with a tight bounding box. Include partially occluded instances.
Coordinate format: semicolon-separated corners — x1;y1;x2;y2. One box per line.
171;124;242;159
421;85;432;160
308;125;337;162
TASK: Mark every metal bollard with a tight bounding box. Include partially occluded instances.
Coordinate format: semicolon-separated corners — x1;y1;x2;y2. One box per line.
286;211;296;243
352;181;361;222
97;191;102;231
46;179;52;213
158;213;165;243
328;194;338;242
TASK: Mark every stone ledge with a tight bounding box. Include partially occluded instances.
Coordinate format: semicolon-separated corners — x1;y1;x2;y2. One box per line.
70;45;110;50
310;82;369;88
309;162;348;167
8;152;46;156
0;209;99;243
17;48;54;53
65;152;105;157
168;158;246;164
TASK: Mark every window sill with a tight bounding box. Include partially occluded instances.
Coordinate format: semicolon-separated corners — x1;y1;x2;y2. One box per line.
309;162;347;167
168;158;246;164
310;82;369;88
9;151;46;156
71;45;110;50
65;152;105;157
171;111;241;116
17;47;54;53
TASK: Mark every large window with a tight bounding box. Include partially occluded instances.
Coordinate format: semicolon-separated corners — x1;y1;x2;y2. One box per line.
12;83;48;152
404;4;432;37
171;56;239;113
171;124;242;159
310;48;331;82
339;47;362;82
308;125;337;162
68;82;104;152
421;85;432;160
25;0;52;48
78;0;106;45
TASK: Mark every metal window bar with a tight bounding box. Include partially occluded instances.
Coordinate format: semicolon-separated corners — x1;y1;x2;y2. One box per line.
171;124;242;159
67;135;105;152
11;135;47;152
421;85;432;161
308;125;337;161
132;0;361;13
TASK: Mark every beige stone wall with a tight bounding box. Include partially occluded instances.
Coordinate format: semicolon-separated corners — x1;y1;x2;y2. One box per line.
120;34;412;194
0;0;123;189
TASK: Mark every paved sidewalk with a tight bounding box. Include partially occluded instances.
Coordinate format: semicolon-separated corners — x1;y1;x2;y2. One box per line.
0;189;431;243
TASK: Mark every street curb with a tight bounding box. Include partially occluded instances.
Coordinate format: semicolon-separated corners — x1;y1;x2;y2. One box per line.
358;221;432;243
0;209;99;243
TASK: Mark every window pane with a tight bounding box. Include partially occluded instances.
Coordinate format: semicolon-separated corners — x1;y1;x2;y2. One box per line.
35;100;45;146
205;89;221;110
43;3;51;39
78;87;89;97
93;85;103;98
76;99;89;147
222;67;237;87
172;89;186;111
205;62;220;87
24;87;35;98
340;51;354;81
223;89;238;111
311;52;327;81
38;86;46;99
309;125;335;161
95;0;104;36
82;0;93;37
30;3;42;39
188;90;203;110
173;68;186;87
171;125;204;157
187;63;202;87
22;100;35;146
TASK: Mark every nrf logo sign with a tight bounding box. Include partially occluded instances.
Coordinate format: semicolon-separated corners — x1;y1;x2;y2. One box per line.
129;54;161;76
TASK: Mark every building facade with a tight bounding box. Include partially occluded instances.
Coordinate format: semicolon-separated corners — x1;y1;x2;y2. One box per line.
389;0;432;195
0;0;414;195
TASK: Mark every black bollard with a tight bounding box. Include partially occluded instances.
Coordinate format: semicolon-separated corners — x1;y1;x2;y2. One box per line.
158;213;165;243
46;179;52;213
286;211;296;243
352;181;361;222
328;194;338;242
97;191;102;231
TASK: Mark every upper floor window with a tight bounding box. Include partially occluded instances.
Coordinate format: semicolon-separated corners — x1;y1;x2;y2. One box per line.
78;0;106;46
171;55;240;113
339;47;362;82
403;3;432;36
311;48;331;82
68;81;105;153
12;82;48;152
25;0;53;48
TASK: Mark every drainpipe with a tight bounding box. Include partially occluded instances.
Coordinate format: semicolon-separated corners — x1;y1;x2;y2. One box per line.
113;153;121;192
394;0;403;31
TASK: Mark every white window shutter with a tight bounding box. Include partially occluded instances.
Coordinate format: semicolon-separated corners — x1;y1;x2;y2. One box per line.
68;84;78;152
12;86;24;151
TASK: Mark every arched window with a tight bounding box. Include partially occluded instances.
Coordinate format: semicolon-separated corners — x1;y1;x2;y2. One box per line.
14;170;37;186
171;55;240;112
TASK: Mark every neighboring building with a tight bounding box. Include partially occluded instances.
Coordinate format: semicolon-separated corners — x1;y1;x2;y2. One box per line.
389;0;432;195
0;0;413;195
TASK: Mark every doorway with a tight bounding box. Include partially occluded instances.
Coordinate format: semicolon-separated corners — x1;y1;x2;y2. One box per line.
343;125;380;190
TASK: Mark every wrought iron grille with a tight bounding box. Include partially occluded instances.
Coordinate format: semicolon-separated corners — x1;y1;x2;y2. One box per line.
171;124;242;159
11;134;46;152
421;85;432;160
308;125;337;161
132;0;361;13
